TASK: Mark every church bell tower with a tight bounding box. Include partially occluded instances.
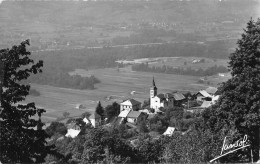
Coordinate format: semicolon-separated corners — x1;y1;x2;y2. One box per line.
150;77;157;99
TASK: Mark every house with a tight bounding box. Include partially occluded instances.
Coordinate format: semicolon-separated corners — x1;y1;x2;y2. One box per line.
83;117;90;124
205;87;218;96
150;78;174;113
212;95;220;103
120;98;141;112
126;111;147;124
65;129;81;138
118;110;130;118
89;112;102;128
172;92;186;106
65;122;81;138
196;90;212;102
67;122;81;130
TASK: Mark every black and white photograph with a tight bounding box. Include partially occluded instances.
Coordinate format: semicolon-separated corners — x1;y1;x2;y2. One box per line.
0;0;259;163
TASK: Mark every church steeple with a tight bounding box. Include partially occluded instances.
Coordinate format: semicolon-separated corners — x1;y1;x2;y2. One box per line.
152;76;157;89
150;76;157;98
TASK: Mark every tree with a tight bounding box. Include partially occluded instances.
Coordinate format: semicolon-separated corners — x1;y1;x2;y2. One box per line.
204;19;260;162
45;122;67;137
105;102;120;121
63;111;70;118
81;111;91;119
0;40;60;163
96;101;104;120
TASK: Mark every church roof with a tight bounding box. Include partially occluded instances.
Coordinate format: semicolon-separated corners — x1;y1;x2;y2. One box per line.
156;93;174;101
157;93;165;99
151;77;157;89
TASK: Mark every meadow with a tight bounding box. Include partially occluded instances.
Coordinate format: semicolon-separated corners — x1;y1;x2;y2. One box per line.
24;65;231;123
117;56;229;70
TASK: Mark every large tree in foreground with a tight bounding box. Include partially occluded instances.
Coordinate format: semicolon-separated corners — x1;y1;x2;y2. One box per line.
0;40;58;163
204;19;260;162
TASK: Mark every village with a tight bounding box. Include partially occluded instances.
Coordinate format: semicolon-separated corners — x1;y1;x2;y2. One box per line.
61;77;220;144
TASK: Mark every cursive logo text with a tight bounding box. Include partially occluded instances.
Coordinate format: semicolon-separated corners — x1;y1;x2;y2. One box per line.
210;135;250;163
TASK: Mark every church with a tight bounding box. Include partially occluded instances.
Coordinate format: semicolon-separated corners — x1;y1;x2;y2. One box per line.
150;77;174;113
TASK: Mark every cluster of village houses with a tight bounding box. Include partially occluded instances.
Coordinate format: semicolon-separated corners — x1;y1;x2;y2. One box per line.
65;78;220;138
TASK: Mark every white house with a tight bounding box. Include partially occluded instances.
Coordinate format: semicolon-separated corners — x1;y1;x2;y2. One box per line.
120;98;141;112
150;78;174;113
65;123;81;138
89;112;102;128
65;129;81;138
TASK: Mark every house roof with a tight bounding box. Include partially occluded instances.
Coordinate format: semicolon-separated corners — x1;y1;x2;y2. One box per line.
147;114;156;119
118;110;130;118
197;90;211;98
89;112;101;119
83;117;90;124
173;93;185;101
65;129;81;138
121;99;141;106
163;127;176;136
200;101;213;108
206;87;218;94
127;111;142;118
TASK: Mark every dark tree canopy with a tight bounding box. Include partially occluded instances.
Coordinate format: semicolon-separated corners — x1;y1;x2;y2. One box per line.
203;19;260;162
105;102;120;121
0;40;59;163
96;101;105;120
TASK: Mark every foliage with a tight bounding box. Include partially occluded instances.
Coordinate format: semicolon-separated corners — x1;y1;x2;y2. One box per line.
161;124;223;163
0;40;60;163
132;62;228;76
63;112;70;118
142;99;150;109
105;102;120;122
81;111;91;119
45;122;67;137
96;101;105;120
202;18;260;162
135;135;165;163
149;115;168;134
28;71;100;90
137;120;149;133
54;127;139;163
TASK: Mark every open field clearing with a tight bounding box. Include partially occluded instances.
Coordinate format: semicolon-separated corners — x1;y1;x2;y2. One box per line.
117;57;229;70
23;60;231;123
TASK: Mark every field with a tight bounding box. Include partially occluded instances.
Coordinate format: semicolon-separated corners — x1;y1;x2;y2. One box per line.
24;65;231;123
117;57;229;70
